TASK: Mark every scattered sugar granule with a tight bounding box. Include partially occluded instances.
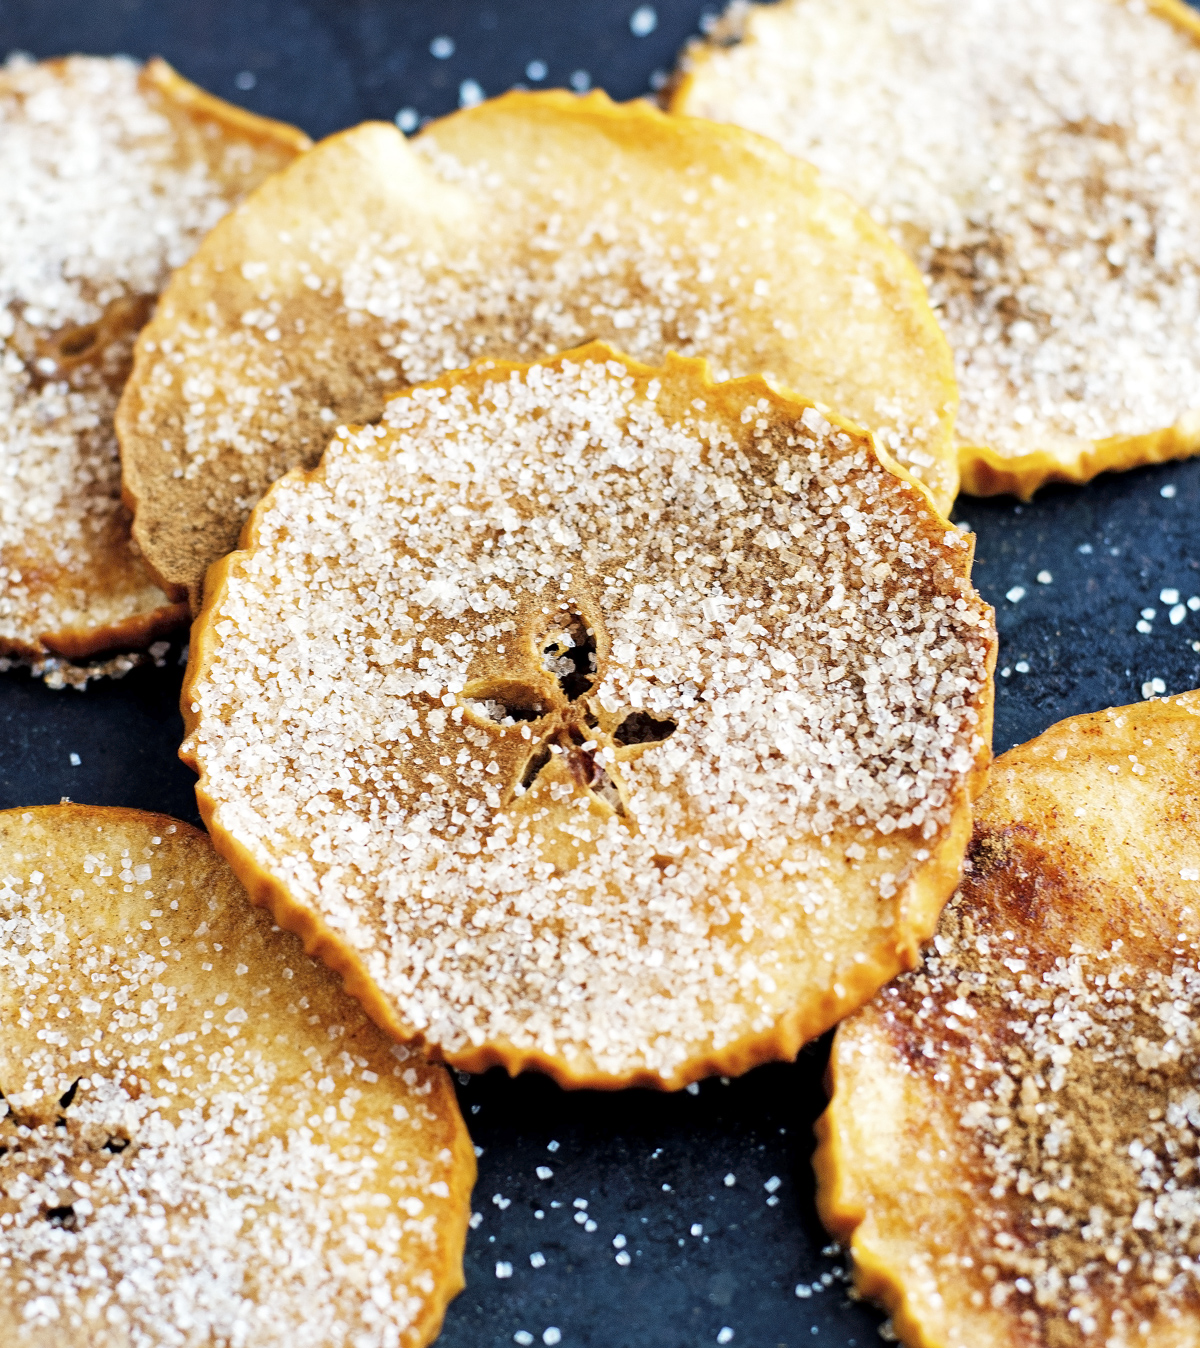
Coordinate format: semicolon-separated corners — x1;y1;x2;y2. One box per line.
631;6;658;35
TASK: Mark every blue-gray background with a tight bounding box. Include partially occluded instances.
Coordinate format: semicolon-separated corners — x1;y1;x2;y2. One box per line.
2;3;1199;1345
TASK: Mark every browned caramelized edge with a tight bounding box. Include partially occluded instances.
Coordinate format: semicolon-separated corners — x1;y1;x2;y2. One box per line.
959;416;1200;500
140;57;312;156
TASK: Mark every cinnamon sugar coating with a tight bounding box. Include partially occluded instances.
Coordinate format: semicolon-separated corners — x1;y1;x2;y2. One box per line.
818;692;1200;1348
182;346;994;1089
118;88;958;610
0;55;307;671
675;0;1200;497
0;804;473;1348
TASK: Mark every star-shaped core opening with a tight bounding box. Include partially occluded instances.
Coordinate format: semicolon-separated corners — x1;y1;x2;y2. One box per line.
461;605;677;817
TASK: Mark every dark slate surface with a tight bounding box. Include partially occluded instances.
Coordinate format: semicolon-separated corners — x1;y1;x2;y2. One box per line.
2;3;1200;1346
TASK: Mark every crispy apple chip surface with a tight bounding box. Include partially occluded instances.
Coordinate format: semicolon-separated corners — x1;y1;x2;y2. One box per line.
182;345;994;1089
119;88;958;609
0;805;474;1348
816;692;1200;1347
0;55;307;672
675;0;1200;498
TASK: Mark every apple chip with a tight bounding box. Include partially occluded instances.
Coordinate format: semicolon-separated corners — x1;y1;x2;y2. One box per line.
0;55;308;676
816;691;1200;1346
181;344;994;1090
0;803;474;1348
118;88;958;611
674;0;1200;498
